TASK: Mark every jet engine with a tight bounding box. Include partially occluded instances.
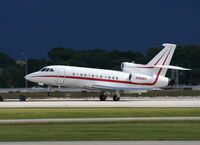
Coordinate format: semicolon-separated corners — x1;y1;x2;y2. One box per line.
129;73;154;84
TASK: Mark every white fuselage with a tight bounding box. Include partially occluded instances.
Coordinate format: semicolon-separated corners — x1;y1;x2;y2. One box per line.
25;65;169;90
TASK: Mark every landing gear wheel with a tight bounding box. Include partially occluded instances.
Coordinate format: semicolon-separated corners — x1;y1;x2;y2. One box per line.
47;92;52;96
113;95;120;101
99;95;107;101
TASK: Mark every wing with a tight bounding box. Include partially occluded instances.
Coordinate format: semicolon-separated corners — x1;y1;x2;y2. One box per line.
92;84;152;91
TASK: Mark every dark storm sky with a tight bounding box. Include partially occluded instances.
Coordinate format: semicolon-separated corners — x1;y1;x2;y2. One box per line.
0;0;200;60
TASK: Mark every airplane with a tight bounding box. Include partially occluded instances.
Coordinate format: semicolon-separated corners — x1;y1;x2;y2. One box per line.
25;43;190;101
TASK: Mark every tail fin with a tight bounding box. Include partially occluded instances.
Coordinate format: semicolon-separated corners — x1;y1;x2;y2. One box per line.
121;43;189;78
147;43;176;76
148;43;176;66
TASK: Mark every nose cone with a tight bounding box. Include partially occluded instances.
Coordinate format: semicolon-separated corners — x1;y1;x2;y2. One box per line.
24;72;44;84
25;72;37;82
24;74;32;81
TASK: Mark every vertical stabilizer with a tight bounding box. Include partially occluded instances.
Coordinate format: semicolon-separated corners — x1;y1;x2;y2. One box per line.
148;43;176;66
147;43;176;76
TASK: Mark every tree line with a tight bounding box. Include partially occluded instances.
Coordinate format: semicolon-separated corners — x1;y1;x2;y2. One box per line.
0;45;199;88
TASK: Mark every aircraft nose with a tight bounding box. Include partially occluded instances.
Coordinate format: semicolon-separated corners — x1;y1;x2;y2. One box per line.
24;74;31;81
25;72;37;81
24;72;43;83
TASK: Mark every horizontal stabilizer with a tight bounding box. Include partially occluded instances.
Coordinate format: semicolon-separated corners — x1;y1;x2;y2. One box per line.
152;65;191;70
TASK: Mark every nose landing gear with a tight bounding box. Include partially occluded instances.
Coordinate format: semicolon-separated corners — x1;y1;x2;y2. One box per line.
47;85;53;96
47;92;52;96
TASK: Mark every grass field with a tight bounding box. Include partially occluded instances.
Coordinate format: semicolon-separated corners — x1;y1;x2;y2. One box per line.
0;107;200;119
0;107;200;141
0;120;200;141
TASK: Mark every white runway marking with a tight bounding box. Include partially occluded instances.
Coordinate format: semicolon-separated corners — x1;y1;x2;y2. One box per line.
0;100;200;107
0;141;200;145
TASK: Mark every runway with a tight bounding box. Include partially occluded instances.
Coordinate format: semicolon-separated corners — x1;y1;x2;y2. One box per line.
1;141;200;145
0;117;200;123
1;99;200;107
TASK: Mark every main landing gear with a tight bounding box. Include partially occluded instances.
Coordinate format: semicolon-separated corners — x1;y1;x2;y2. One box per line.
99;90;120;101
99;94;107;101
113;95;120;101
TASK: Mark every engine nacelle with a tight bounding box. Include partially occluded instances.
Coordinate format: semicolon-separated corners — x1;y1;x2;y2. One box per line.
121;62;153;75
130;73;154;83
130;73;170;88
155;76;169;88
122;62;170;88
121;62;140;72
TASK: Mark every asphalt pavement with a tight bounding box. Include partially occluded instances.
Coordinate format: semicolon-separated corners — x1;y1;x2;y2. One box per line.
1;99;200;107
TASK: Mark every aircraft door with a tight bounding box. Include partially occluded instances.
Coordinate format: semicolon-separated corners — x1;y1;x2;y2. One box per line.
57;69;65;85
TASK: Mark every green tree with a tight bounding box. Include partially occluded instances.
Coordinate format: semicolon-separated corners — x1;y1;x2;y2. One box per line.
0;53;16;68
48;47;76;65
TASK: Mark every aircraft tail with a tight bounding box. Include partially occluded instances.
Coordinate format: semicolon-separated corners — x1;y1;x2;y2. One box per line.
147;43;176;66
122;43;190;77
147;43;176;76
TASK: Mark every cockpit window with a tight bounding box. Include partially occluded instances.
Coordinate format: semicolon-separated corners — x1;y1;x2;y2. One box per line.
40;68;54;72
45;68;49;72
40;68;46;72
49;69;54;72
